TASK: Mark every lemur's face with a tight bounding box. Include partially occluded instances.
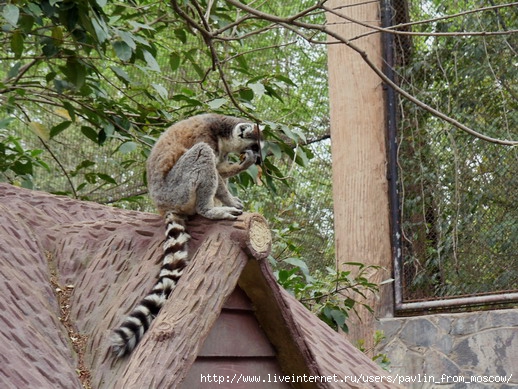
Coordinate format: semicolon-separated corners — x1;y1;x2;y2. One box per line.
234;123;263;164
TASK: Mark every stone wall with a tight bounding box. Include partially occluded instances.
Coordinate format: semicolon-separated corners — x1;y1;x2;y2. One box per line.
377;309;518;388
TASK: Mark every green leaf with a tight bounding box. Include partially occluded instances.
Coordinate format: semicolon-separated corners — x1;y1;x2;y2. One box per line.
264;85;284;103
81;126;98;143
142;50;160;72
40;1;56;18
321;306;348;332
265;142;282;159
234;55;249;71
46;71;57;83
151;83;168;100
171;94;202;108
277;268;299;285
25;3;42;18
116;30;136;50
62;101;76;122
129;33;150;47
72;160;95;176
174;28;187;44
118;141;138;154
184;52;205;78
283;257;310;276
330;309;348;332
19;13;35;33
3;4;20;27
273;74;297;86
207;98;227;109
84;172;97;184
295;147;310;167
249;82;265;98
169;52;181;72
97;173;117;185
41;37;59;57
7;62;21;79
58;4;79;32
102;122;114;137
0;117;15;129
91;16;109;43
98;129;107;144
343;261;368;268
12;160;33;175
239;88;254;102
10;30;24;59
51;26;63;43
281;125;296;140
64;57;86;89
110;66;131;84
50;121;72;138
112;40;132;62
128;20;154;31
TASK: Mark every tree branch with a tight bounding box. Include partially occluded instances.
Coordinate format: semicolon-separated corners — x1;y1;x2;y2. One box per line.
324;3;518;38
224;0;518;146
39;138;78;198
170;0;262;122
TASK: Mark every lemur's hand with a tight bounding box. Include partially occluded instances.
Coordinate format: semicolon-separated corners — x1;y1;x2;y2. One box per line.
240;144;261;166
240;149;258;168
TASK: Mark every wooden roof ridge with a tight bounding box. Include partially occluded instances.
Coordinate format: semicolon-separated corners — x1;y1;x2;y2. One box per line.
113;213;272;388
0;183;399;388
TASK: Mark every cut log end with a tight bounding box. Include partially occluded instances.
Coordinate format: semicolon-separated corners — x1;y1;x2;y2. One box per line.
248;216;271;258
233;213;271;260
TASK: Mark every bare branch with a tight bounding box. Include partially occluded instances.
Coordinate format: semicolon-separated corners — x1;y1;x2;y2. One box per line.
170;0;262;122
324;4;518;38
381;2;518;32
14;103;79;197
0;59;40;94
39;138;79;198
224;0;518;146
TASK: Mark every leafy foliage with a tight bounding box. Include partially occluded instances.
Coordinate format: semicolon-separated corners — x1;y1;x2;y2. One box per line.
272;256;389;366
357;330;391;371
0;0;326;199
0;127;49;188
273;257;379;333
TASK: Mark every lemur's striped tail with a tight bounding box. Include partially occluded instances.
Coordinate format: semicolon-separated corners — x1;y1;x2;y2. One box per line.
110;212;190;357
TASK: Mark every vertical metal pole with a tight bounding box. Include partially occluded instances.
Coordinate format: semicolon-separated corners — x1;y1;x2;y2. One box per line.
381;0;404;310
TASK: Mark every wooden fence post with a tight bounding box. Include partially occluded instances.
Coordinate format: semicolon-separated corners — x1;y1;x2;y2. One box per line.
326;0;393;352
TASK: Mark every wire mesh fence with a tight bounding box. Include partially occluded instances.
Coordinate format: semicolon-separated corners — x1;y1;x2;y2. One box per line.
391;0;518;305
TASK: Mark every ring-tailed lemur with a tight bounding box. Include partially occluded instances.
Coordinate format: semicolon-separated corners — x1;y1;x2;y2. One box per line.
110;114;262;357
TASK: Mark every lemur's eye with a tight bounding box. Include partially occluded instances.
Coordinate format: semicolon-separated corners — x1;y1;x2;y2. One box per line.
236;123;252;137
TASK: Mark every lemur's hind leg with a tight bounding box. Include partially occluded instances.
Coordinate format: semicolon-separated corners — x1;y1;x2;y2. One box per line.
193;145;243;220
165;142;242;220
215;176;244;210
